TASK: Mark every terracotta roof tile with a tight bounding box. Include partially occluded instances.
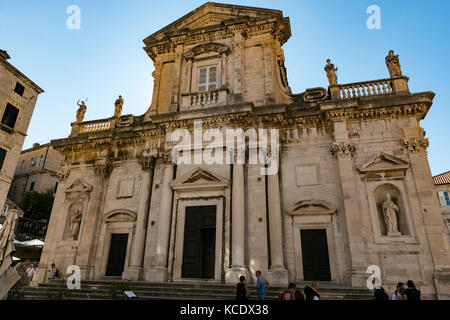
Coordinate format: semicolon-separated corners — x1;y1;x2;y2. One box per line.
433;170;450;185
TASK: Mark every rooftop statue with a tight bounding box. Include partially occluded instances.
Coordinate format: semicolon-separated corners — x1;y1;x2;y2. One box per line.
114;95;124;118
76;99;87;123
324;59;338;86
385;50;402;78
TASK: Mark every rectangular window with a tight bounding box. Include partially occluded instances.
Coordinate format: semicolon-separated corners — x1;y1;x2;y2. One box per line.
0;148;7;171
14;82;25;96
39;154;44;167
197;66;217;92
438;191;450;206
1;103;19;129
30;157;35;169
29;181;35;191
21;160;26;172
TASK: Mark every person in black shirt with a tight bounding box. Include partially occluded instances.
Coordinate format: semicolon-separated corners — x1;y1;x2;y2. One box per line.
234;276;249;300
404;280;423;300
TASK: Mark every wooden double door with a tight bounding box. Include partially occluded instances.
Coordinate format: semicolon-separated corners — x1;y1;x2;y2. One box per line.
181;206;216;279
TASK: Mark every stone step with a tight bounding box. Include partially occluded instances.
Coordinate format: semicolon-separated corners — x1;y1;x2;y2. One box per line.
39;280;371;293
19;280;373;300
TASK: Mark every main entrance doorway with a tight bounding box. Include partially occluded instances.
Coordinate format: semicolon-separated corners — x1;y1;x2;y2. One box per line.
181;205;216;279
105;233;128;276
300;229;331;281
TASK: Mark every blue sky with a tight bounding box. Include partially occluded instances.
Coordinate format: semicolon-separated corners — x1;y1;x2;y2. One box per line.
1;0;449;175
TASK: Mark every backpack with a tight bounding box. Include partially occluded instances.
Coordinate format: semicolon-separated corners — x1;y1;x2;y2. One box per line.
278;290;290;300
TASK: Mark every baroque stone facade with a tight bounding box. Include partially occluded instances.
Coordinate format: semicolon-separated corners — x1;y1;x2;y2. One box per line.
32;3;450;299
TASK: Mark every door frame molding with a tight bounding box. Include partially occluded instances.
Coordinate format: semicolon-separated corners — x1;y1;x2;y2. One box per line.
288;200;338;282
173;198;224;282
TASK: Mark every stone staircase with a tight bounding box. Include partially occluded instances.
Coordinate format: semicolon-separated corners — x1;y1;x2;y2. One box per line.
14;280;373;300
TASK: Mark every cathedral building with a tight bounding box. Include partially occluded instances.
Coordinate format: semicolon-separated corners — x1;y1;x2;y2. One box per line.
32;3;450;299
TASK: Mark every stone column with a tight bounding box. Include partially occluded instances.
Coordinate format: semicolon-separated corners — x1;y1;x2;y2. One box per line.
266;166;289;284
124;156;154;280
225;149;250;283
146;153;174;282
330;119;367;286
402;127;450;298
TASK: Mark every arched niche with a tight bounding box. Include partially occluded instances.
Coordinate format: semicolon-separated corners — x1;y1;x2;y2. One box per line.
374;183;409;236
64;201;84;240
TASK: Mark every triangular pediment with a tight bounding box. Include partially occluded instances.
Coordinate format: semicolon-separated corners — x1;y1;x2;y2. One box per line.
358;152;409;173
144;2;283;42
65;178;93;193
171;167;229;190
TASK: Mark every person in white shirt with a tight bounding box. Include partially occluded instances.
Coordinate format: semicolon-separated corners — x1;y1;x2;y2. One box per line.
391;282;405;300
25;264;35;286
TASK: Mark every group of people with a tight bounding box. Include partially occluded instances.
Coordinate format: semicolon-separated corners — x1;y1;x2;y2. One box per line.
233;271;320;300
375;280;423;301
23;262;59;286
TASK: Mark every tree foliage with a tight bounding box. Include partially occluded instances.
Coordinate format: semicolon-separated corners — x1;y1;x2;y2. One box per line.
20;189;55;220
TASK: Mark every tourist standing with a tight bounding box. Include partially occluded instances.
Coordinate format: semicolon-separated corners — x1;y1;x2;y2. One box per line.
404;280;423;300
234;276;249;300
304;281;320;300
279;283;296;300
255;271;269;300
25;264;35;286
392;282;405;300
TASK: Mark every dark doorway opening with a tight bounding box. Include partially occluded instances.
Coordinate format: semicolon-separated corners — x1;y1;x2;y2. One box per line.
301;229;331;281
105;233;128;276
182;205;216;279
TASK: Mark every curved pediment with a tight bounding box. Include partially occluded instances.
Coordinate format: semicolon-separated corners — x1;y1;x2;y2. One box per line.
103;209;137;223
184;42;231;59
288;200;336;216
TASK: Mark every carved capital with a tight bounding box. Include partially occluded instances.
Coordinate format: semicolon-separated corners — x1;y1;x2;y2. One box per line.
93;162;113;178
402;137;429;155
138;156;155;171
329;142;356;157
159;152;174;166
57;166;70;181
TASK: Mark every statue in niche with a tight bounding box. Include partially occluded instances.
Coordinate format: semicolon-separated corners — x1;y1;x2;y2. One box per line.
69;210;82;240
114;95;124;118
76;99;87;123
382;192;401;236
324;59;338;85
385;50;402;78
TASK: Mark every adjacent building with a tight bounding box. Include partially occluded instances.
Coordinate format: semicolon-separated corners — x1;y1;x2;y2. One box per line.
0;49;44;209
32;3;450;299
434;170;450;241
7;142;64;206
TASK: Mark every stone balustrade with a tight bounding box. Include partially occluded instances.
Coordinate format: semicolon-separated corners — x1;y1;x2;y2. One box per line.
78;118;112;134
181;89;228;109
338;78;394;100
